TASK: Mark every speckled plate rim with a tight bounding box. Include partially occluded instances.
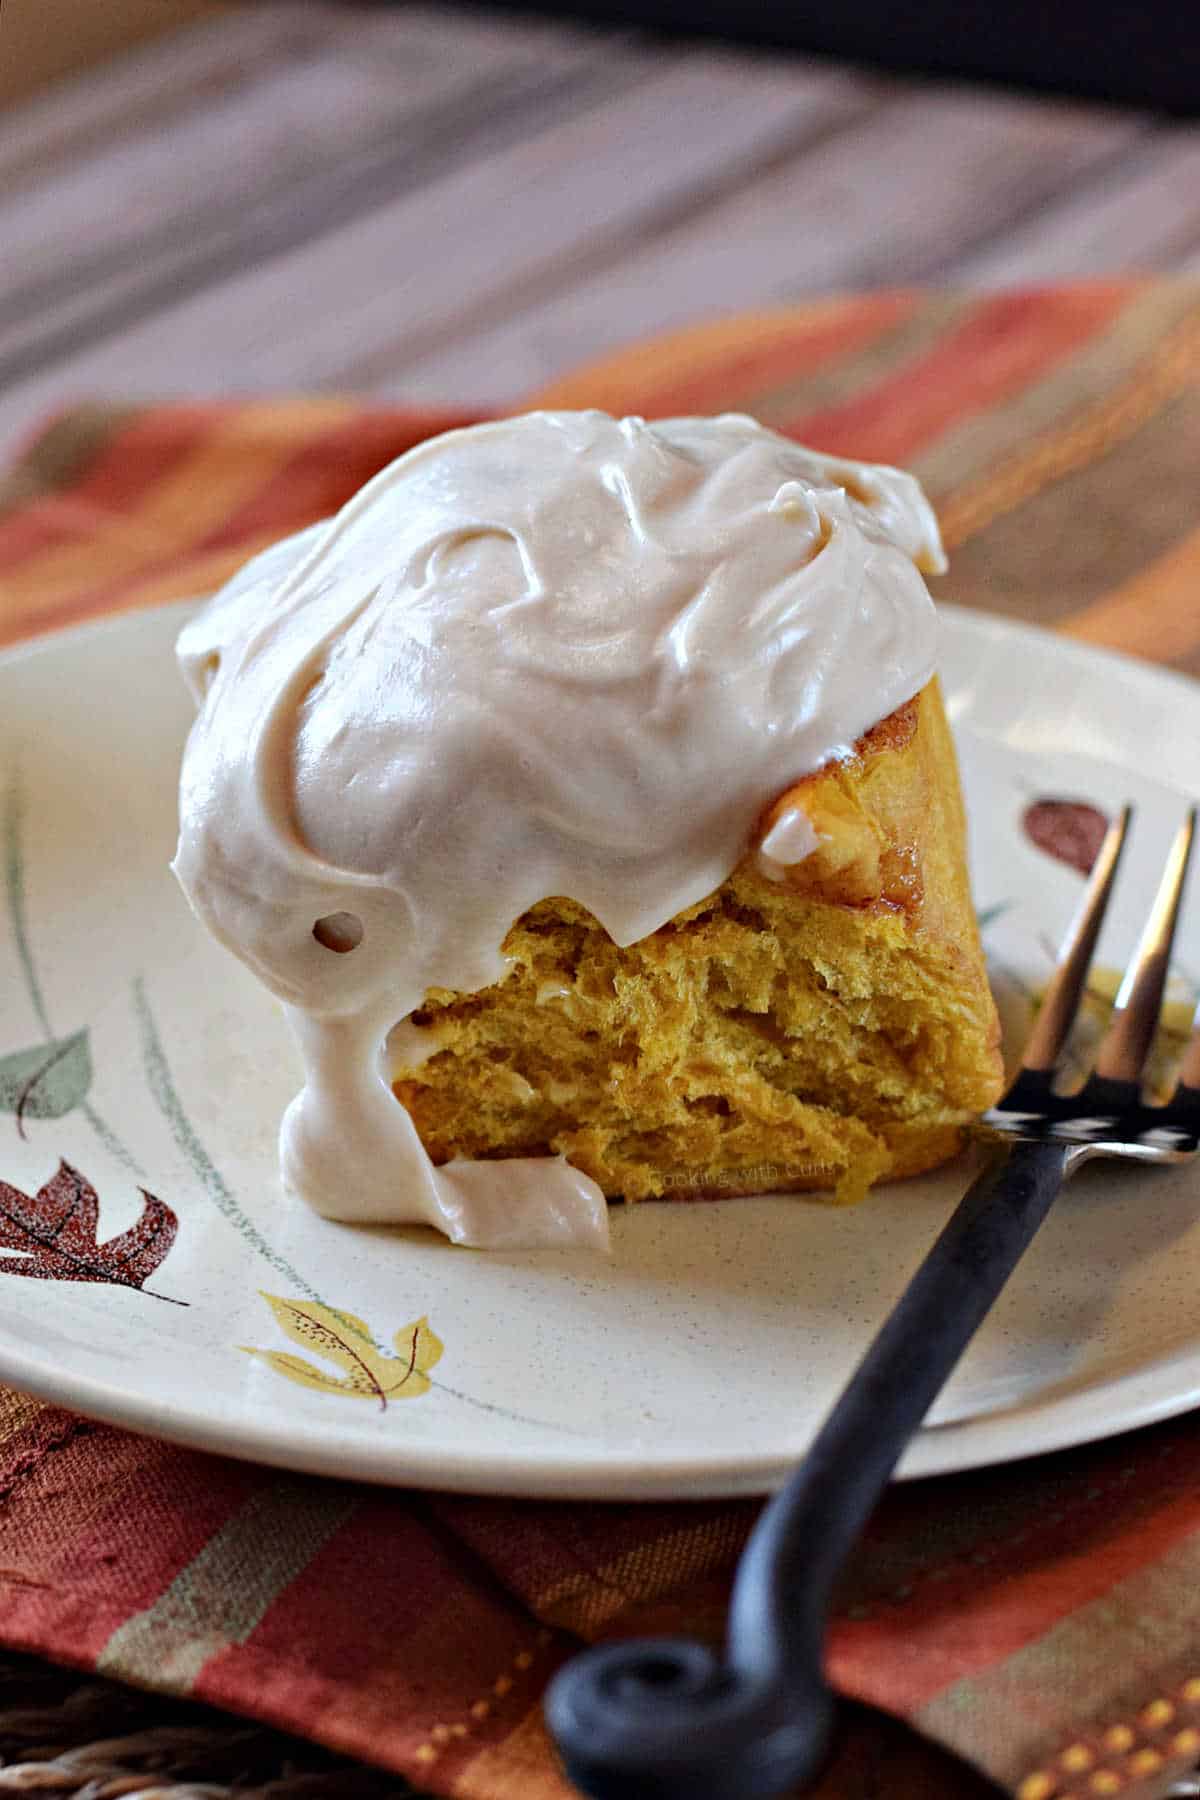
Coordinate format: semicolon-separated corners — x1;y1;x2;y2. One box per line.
0;597;1197;1498
4;1293;1200;1497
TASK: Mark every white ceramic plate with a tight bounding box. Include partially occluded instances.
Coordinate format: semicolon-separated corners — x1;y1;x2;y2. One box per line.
0;600;1197;1499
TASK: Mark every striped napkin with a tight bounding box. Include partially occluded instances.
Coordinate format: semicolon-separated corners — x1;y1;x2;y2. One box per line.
1;281;1199;1800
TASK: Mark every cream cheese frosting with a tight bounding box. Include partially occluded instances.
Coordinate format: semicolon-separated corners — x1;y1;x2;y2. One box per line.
756;805;824;881
173;410;944;1250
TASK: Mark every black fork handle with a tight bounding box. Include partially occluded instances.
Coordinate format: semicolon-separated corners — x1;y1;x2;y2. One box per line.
545;1138;1077;1800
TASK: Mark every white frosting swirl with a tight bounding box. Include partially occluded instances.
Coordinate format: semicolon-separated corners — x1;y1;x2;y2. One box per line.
173;411;943;1249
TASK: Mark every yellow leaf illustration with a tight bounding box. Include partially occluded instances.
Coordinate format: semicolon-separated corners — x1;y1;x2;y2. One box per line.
248;1350;356;1396
241;1294;443;1410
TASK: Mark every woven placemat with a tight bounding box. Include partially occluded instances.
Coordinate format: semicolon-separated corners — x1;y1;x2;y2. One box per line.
0;1650;413;1797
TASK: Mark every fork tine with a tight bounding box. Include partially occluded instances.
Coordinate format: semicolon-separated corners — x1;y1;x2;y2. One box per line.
1020;805;1132;1075
1094;808;1197;1086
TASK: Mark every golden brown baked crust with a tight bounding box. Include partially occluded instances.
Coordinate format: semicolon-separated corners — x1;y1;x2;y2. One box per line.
393;679;1003;1207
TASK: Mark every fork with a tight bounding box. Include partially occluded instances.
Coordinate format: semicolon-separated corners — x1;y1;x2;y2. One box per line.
546;802;1200;1800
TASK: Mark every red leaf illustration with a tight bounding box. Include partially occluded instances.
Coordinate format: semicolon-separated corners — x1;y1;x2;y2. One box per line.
1023;799;1110;877
0;1161;185;1304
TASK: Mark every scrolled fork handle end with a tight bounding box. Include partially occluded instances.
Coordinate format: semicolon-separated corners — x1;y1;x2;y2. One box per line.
544;1634;836;1800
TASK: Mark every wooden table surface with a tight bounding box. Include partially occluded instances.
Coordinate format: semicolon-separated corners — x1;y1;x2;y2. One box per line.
2;9;1199;1797
3;0;1200;466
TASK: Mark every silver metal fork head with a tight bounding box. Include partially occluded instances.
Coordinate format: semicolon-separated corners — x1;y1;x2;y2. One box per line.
985;804;1200;1169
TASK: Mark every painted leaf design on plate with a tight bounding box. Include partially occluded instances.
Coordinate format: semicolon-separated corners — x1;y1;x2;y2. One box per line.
1023;799;1109;876
243;1294;443;1410
0;1160;184;1303
0;1031;92;1137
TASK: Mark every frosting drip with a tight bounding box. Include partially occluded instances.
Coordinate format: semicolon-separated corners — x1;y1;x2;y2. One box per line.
173;410;944;1249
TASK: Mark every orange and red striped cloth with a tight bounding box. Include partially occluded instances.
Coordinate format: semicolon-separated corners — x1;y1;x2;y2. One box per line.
1;281;1199;1800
